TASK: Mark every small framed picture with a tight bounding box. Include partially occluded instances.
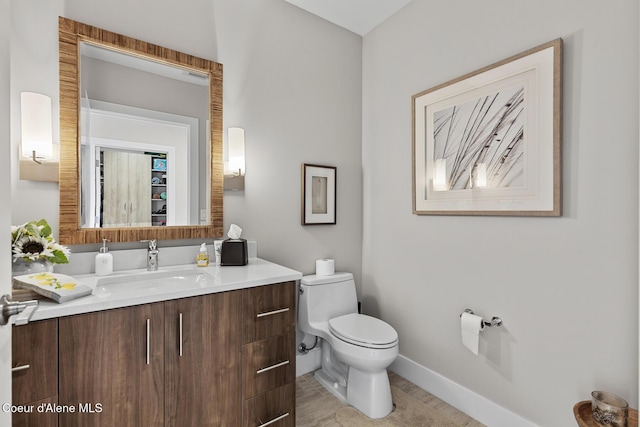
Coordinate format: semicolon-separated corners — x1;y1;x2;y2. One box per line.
153;158;167;171
302;164;336;225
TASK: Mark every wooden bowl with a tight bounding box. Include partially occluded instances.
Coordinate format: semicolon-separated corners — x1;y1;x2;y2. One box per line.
574;400;638;427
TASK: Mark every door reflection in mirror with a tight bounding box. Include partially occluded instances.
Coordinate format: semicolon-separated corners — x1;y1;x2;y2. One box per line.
80;102;196;228
79;41;208;228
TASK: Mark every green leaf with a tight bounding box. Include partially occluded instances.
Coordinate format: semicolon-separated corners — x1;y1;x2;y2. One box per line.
36;219;52;237
50;250;69;264
24;222;39;237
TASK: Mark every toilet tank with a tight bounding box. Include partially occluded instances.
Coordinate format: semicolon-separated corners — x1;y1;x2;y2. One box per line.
298;272;358;335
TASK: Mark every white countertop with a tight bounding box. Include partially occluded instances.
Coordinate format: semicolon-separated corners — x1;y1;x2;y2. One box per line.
28;258;302;322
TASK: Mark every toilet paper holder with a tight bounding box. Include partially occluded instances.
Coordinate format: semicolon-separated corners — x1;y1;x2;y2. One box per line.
460;309;503;328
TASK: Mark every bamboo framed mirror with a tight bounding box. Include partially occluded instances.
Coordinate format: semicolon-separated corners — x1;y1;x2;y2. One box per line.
58;17;223;244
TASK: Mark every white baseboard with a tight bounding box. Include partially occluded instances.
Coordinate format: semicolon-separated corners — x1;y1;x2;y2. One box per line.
389;354;538;427
296;347;322;377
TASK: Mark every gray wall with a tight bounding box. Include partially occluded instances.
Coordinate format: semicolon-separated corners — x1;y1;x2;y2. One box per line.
361;0;638;425
10;0;363;286
10;0;61;229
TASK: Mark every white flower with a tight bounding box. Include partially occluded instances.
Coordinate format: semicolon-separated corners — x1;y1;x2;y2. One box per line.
13;236;51;261
11;219;70;264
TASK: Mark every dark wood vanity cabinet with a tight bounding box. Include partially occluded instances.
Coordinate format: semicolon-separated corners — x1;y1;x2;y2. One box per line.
12;318;59;427
58;303;165;426
241;281;296;427
58;291;242;426
12;280;295;427
164;292;241;426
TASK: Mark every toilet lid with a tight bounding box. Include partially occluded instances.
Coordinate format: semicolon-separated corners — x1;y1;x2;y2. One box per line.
329;313;398;349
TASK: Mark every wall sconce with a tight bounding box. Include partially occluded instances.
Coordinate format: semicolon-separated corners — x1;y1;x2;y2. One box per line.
19;92;59;182
224;127;245;191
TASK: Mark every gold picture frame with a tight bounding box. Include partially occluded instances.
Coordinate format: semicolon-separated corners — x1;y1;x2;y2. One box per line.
412;39;562;216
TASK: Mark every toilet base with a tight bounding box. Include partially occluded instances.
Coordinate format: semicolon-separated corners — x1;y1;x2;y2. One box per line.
312;338;395;419
314;369;348;403
347;367;394;419
313;366;394;419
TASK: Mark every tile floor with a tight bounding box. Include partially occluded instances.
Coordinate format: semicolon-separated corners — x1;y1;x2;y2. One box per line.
295;371;486;427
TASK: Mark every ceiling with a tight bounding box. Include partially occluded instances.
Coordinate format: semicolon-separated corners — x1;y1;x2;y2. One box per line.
284;0;412;36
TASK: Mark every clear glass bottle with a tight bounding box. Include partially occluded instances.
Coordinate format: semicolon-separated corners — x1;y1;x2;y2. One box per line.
196;243;209;267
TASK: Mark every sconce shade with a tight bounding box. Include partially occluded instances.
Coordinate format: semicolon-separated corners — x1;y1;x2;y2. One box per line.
228;127;245;175
21;92;53;160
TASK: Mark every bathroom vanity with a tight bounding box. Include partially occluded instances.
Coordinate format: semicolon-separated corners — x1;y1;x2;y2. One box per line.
11;259;300;427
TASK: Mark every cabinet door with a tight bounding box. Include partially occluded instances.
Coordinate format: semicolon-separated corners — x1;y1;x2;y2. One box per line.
12;319;57;405
12;319;58;427
12;396;58;427
164;291;241;427
59;304;164;426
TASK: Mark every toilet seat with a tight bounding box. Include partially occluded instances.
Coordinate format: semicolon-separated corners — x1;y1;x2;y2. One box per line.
329;313;398;349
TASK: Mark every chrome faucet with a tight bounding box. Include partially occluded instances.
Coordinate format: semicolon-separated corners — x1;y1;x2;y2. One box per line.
142;239;159;271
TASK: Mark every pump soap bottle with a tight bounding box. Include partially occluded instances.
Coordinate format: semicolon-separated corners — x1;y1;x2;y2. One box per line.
95;238;113;276
196;243;210;267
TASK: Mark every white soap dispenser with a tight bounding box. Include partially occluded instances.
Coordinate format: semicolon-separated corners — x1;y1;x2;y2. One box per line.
95;238;113;276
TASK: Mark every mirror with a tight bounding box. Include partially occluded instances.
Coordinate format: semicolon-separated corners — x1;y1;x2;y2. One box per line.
79;42;209;229
58;17;223;244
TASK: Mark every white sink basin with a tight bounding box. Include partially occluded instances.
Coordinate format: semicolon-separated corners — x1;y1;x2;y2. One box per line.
92;268;215;296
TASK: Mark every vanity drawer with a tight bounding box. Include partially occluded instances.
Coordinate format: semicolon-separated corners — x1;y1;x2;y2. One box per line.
242;383;294;427
12;319;58;405
242;332;295;399
242;281;296;344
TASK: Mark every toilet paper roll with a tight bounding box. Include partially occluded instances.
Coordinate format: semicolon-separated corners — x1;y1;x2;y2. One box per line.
460;312;485;355
315;259;335;276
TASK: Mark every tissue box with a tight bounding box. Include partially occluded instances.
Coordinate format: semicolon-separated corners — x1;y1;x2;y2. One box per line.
220;238;248;266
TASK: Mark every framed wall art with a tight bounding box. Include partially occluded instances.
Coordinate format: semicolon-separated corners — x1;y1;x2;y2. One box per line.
302;163;336;225
412;38;562;216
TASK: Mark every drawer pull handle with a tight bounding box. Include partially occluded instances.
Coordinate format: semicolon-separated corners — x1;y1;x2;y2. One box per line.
258;412;289;427
179;312;183;357
146;318;151;365
11;364;30;373
256;307;289;318
256;360;289;374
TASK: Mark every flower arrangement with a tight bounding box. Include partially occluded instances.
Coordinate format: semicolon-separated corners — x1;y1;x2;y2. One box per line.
11;219;70;264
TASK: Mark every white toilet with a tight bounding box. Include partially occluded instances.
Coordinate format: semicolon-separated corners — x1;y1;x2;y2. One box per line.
298;272;399;419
